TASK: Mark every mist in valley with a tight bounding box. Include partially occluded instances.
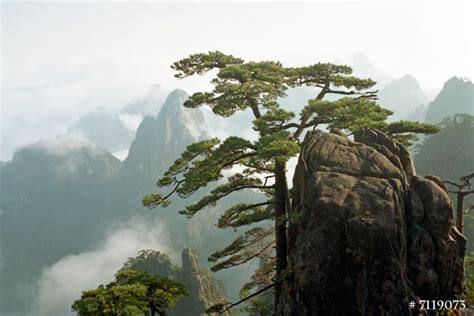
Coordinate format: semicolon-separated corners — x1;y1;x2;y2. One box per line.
1;2;473;315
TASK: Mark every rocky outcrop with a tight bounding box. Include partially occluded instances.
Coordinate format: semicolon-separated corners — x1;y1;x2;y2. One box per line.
128;248;230;316
175;249;232;316
280;129;465;315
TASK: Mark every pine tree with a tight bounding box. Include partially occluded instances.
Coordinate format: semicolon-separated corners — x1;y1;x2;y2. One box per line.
143;51;438;308
72;268;188;316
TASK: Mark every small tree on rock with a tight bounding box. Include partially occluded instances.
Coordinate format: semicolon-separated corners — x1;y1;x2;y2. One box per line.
446;173;474;234
72;267;188;316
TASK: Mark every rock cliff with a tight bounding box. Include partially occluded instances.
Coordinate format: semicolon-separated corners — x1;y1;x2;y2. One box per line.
126;249;231;316
280;129;465;315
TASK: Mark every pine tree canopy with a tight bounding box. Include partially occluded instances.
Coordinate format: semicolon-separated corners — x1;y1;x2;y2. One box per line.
143;51;438;276
72;269;188;316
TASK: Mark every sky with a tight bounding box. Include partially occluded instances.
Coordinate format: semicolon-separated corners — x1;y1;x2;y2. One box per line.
1;1;473;161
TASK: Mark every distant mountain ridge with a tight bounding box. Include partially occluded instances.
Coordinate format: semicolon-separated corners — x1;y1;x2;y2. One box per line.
121;84;169;116
425;77;474;123
0;88;218;315
68;107;135;154
377;74;429;121
350;53;393;88
67;84;169;158
122;89;209;196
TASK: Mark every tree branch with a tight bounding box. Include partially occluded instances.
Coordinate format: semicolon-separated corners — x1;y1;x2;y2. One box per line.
445;180;463;189
206;279;282;314
325;88;378;98
464;205;474;214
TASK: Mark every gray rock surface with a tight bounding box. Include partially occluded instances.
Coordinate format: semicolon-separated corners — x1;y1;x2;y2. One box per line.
128;248;231;316
280;129;465;315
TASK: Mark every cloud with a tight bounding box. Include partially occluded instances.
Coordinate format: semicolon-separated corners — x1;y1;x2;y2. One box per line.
118;113;144;133
24;135;100;156
34;216;174;316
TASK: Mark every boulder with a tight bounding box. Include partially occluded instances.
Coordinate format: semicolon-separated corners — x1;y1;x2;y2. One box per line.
280;129;465;315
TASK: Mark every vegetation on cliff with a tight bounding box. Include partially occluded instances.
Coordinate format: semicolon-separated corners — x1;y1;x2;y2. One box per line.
72;267;188;316
143;51;438;310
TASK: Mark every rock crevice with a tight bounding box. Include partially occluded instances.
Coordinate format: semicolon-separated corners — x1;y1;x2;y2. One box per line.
280;129;465;315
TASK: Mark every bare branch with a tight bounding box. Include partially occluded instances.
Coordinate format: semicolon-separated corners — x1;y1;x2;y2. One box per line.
445;180;463;189
464;205;474;214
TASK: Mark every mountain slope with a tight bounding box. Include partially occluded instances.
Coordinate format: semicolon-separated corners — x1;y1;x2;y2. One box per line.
0;136;122;315
67;84;169;158
378;74;429;121
68;107;134;154
122;89;209;195
415;114;474;180
414;114;474;251
350;53;393;88
0;89;247;315
425;77;474;123
121;84;168;116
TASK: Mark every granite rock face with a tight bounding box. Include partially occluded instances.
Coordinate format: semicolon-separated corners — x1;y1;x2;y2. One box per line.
176;249;232;316
280;129;465;315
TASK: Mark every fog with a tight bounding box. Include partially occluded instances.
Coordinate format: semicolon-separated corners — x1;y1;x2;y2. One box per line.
2;1;473;160
34;216;174;316
1;2;473;314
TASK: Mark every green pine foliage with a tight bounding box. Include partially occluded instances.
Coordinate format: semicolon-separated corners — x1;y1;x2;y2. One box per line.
72;268;188;316
143;51;438;306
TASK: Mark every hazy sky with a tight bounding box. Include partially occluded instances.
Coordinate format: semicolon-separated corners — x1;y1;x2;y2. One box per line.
1;1;473;160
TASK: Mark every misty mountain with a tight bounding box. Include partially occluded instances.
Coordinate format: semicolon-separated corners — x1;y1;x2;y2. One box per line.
415;114;474;188
0;136;122;314
121;84;168;116
0;89;249;315
67;84;169;158
121;89;209;195
404;104;427;122
425;77;474;123
377;74;429;121
68;107;135;154
414;114;474;250
350;53;393;88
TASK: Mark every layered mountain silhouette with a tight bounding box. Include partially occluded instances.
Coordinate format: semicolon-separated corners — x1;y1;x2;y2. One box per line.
350;53;393;88
68;107;135;154
0;89;239;316
2;72;472;315
67;84;169;157
121;84;168;116
377;74;429;121
425;77;474;123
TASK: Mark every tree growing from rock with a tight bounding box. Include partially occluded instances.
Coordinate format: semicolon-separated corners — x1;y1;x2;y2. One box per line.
143;51;438;307
72;267;188;316
446;173;474;234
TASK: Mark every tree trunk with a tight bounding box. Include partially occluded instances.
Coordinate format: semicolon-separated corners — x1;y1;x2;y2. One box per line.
274;160;288;310
456;193;464;234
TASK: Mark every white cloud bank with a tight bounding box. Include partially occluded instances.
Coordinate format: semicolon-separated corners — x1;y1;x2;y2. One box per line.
34;217;174;316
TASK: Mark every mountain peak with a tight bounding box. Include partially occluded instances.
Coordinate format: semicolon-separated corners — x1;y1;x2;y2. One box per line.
157;89;208;141
425;76;474;123
10;135;121;177
350;53;393;87
352;52;371;66
121;84;168;116
144;84;168;103
17;135;103;157
378;74;428;120
160;89;189;109
444;76;472;88
400;74;417;82
386;74;424;91
123;89;209;178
